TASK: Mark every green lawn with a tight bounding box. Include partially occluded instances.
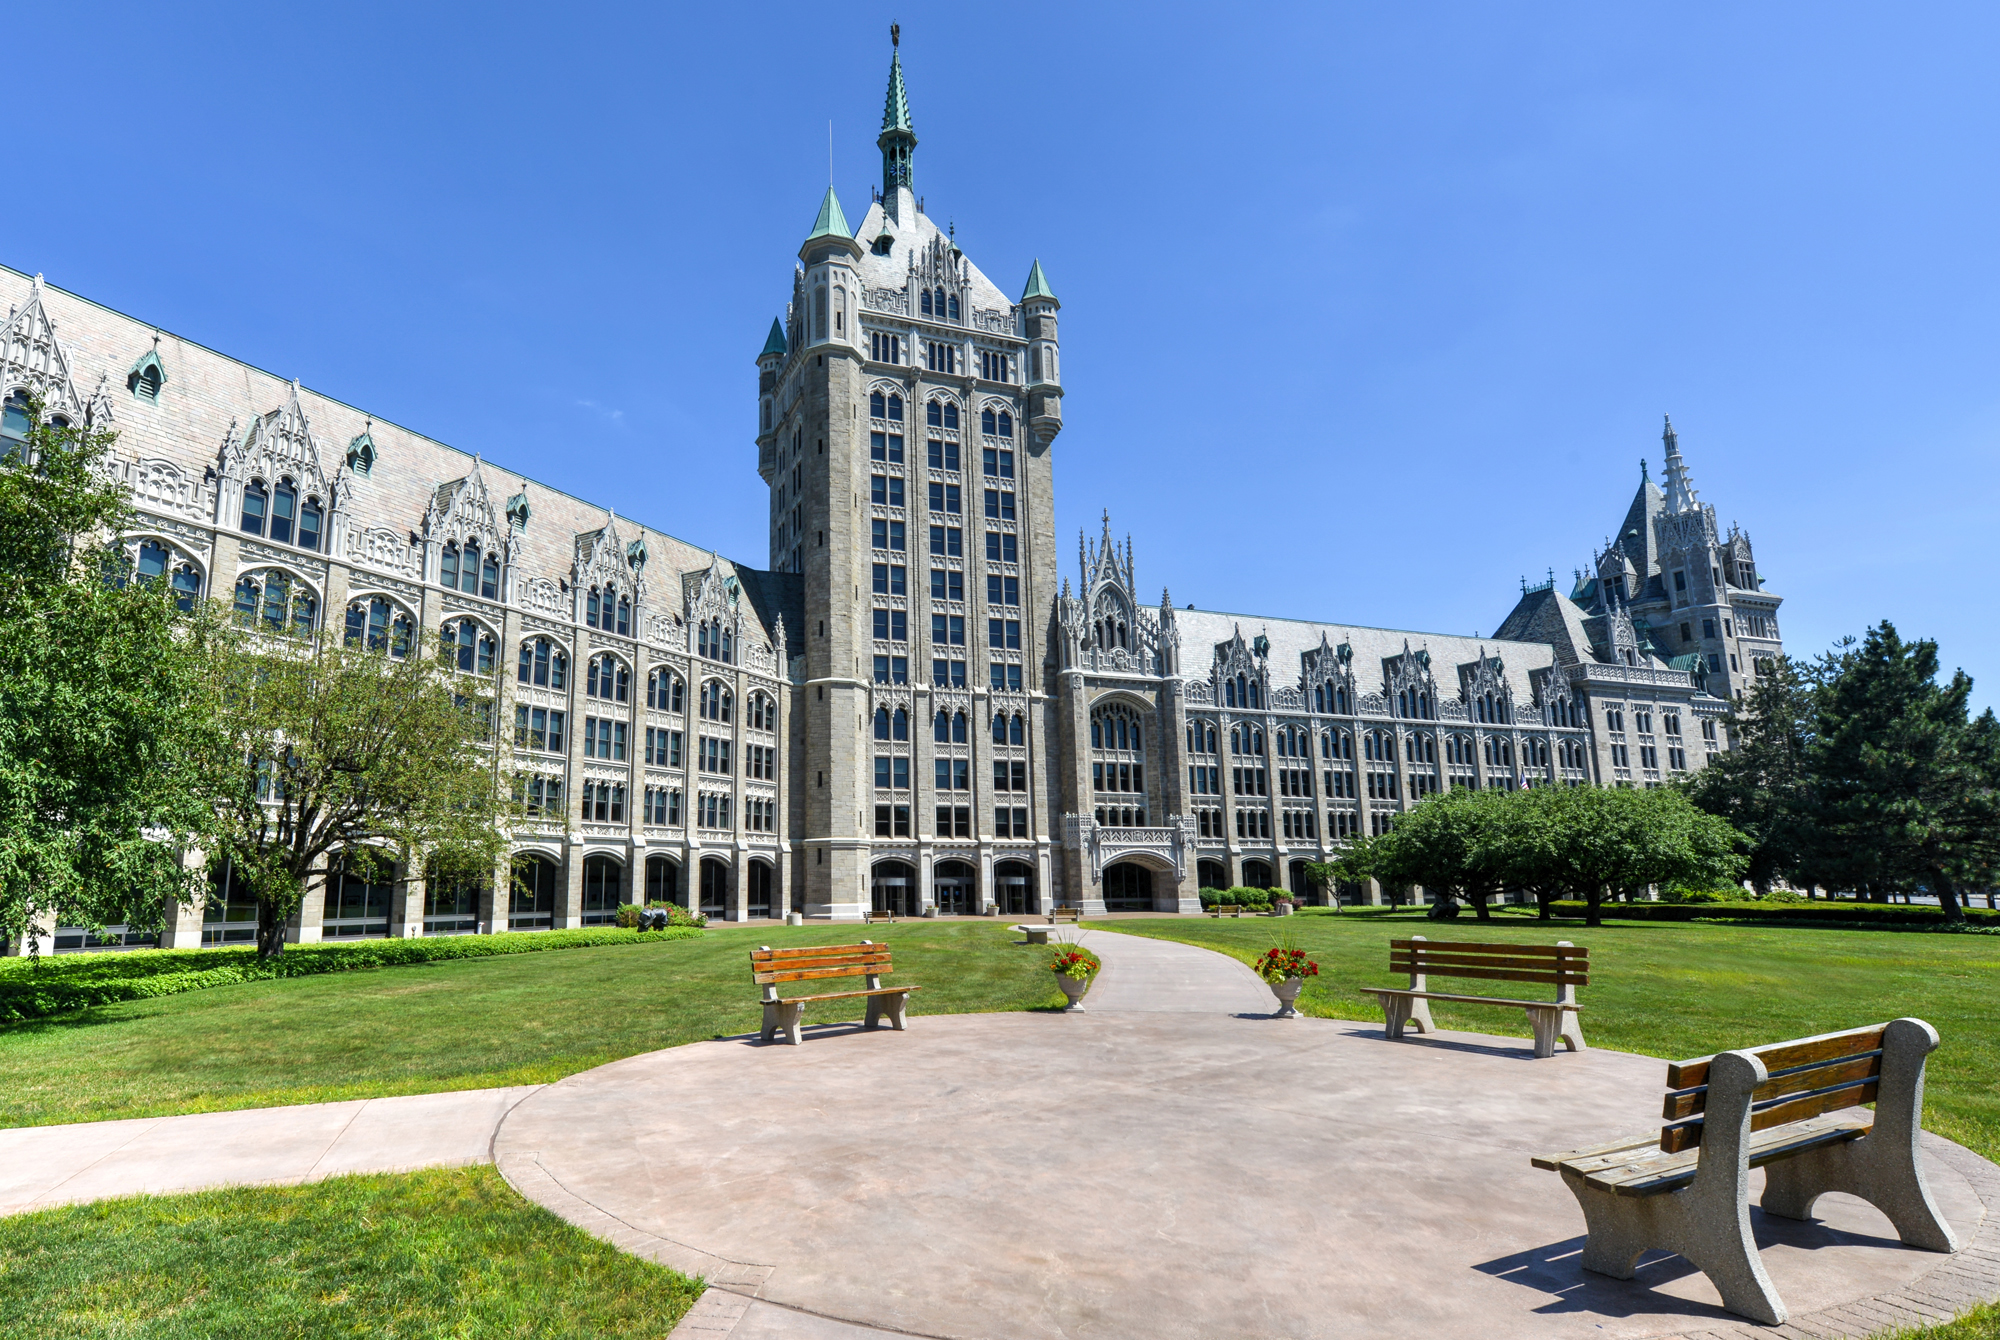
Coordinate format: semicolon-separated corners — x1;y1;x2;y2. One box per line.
0;920;1063;1128
0;1165;701;1339
1096;912;2000;1166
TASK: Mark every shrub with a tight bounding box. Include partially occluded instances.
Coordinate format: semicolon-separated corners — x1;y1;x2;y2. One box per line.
613;903;645;929
1661;884;1734;905
0;926;705;1023
1756;889;1807;904
645;901;708;928
1225;887;1272;908
1547;899;2000;929
1198;888;1227;908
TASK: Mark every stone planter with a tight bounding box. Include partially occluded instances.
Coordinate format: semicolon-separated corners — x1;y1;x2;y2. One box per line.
1056;973;1091;1011
1274;902;1295;917
1268;975;1305;1018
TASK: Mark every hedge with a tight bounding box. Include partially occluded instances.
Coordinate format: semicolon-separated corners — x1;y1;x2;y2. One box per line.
0;926;704;1023
1547;900;2000;929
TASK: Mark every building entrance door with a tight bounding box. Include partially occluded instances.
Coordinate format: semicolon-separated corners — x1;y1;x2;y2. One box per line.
994;861;1036;916
873;861;916;916
1102;861;1154;912
933;860;975;916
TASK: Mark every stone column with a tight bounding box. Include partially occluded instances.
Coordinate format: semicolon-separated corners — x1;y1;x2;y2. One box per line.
560;841;585;928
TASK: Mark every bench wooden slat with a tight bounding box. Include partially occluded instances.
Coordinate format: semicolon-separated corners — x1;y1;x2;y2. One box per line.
1388;957;1588;982
756;963;897;985
751;942;883;961
750;952;890;972
1389;951;1589;974
1570;1114;1871;1194
780;986;922;1005
1390;940;1584;958
1660;1076;1881;1153
1375;988;1581;1011
1662;1052;1882;1120
1388;962;1588;988
1665;1023;1885;1089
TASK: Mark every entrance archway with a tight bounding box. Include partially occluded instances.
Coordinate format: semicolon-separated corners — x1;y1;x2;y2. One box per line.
873;861;916;916
699;857;730;919
994;860;1036;916
1197;858;1227;892
646;855;681;908
1102;861;1154;912
1242;859;1273;891
510;853;558;930
581;854;623;925
747;861;774;918
934;859;975;916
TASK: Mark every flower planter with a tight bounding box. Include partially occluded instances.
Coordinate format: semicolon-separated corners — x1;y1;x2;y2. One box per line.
1268;975;1305;1018
1057;974;1091;1011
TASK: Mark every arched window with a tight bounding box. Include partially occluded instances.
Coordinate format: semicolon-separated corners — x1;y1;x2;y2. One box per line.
587;586;602;629
871;390;885;418
720;627;731;662
270;480;297;544
947;294;959;321
938;710;953;743
993;710;1008;744
877;707;892;740
892;707;908;741
459;544;480;594
997;410;1012;439
981;407;996;435
445;619;496;674
702;681;732;722
648;669;684;711
240;480;268;536
928;399;942;427
618;594;632;637
0;391;30;463
953;711;968;744
440;544;460;591
588;655;629;702
344;596;410;656
171;564;202;611
135;539;168;584
887;394;903;422
298;497;322;552
480;549;500;599
921;289;933;316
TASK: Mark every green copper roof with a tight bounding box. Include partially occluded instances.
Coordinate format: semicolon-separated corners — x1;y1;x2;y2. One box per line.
882;51;912;132
1021;259;1057;302
806;185;852;242
760;318;787;357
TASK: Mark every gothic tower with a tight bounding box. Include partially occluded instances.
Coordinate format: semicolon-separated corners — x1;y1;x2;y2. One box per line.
756;32;1064;919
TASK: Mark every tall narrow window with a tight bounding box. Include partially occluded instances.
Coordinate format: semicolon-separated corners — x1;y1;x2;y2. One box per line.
461;545;481;594
240;481;268;536
440;545;460;591
481;552;500;599
297;497;322;552
270;480;297;544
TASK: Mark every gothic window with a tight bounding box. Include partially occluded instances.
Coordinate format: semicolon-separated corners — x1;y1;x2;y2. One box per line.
947;294;959;321
981;407;996;435
131;362;163;403
887;394;903;422
135;540;168;584
748;693;776;730
700;680;732;723
231;570;317;634
1404;734;1436;764
299;496;322;552
172;564;202;612
587;654;630;702
871;390;886;418
647;668;684;711
270;480;297;544
441;544;460;591
516;638;568;689
937;709;952;743
459;544;481;594
921;289;932;316
587;586;601;628
444;619;497;674
893;707;909;741
0;391;30;463
343;596;411;657
876;707;892;740
240;480;268;536
617;593;632;636
933;287;946;317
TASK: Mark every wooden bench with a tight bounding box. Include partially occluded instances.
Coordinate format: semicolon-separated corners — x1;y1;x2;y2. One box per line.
1532;1018;1959;1325
864;908;900;924
1048;907;1082;923
1369;935;1585;1058
1207;904;1261;918
750;941;920;1046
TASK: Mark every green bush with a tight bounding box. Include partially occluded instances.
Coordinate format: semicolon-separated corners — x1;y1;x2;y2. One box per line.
1223;887;1272;908
0;926;705;1023
613;903;645;929
645;901;708;928
1548;899;2000;929
1661;884;1734;905
1757;889;1808;905
1198;888;1226;907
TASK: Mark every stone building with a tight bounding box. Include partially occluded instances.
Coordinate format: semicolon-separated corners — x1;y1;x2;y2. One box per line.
2;38;1782;947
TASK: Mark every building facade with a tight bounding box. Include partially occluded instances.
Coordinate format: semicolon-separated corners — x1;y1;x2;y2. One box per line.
2;40;1782;948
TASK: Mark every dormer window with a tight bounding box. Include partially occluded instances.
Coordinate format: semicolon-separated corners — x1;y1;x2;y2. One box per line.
872;234;893;256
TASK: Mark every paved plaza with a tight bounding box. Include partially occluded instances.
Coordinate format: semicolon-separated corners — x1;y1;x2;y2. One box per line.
2;927;1994;1339
494;930;1999;1340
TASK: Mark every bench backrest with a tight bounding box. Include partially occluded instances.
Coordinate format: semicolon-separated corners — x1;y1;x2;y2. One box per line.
1659;1022;1888;1153
751;941;892;998
1390;937;1588;994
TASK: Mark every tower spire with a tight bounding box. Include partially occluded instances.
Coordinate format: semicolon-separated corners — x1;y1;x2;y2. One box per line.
1660;413;1701;514
878;26;916;214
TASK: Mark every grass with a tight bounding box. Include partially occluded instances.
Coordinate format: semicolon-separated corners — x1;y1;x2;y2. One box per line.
1094;911;2000;1166
0;920;1063;1128
0;1165;701;1339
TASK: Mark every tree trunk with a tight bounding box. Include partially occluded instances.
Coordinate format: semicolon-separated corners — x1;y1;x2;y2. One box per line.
1584;885;1603;928
1534;888;1556;921
256;896;287;960
1468;887;1493;921
1930;867;1966;924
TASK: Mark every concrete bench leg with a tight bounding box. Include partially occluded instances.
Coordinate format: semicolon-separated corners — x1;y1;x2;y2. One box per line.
1376;992;1412;1040
1526;1006;1560;1059
865;991;910;1031
1557;1050;1787;1326
776;1000;806;1046
1760;1017;1959;1253
761;1000;779;1043
1559;1010;1586;1054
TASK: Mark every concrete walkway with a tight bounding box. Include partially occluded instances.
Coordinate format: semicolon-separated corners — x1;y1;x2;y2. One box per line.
491;928;2000;1340
0;1086;539;1216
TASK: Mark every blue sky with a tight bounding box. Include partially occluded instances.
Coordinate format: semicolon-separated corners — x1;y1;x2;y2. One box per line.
12;4;2000;707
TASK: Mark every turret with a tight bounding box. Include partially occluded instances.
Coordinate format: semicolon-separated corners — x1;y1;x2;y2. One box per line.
1022;259;1062;447
878;25;918;224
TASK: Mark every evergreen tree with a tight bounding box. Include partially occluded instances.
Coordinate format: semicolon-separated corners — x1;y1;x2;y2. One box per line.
1684;655;1822;893
1810;622;1999;923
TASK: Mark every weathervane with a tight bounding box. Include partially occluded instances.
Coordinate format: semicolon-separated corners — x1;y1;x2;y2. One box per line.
891;23;899;46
